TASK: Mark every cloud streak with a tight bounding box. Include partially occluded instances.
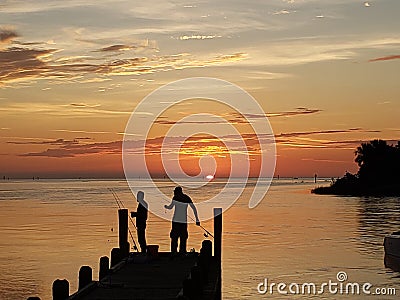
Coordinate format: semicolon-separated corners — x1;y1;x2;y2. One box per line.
8;138;79;146
19;140;122;158
0;40;247;86
0;103;133;117
14;127;380;158
178;35;221;41
153;108;321;126
96;44;136;52
235;37;400;67
369;55;400;62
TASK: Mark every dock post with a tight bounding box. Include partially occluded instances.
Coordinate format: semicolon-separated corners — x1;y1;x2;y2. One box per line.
52;279;69;300
111;247;121;267
27;297;41;300
99;256;109;280
121;241;130;258
118;208;129;257
201;240;212;258
78;266;92;290
199;240;212;282
214;207;222;300
213;208;222;262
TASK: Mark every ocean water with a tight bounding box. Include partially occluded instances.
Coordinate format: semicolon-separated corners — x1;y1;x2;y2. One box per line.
0;178;399;299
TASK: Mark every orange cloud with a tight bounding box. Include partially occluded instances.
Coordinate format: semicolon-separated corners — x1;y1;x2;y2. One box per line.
154;108;321;126
96;44;138;52
0;42;247;86
11;127;381;159
369;55;400;62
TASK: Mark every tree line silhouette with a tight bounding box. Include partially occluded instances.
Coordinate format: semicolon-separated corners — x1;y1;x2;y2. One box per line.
312;139;400;196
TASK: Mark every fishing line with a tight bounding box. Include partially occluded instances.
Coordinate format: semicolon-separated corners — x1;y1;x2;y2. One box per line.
109;188;139;231
108;188;139;252
109;188;123;209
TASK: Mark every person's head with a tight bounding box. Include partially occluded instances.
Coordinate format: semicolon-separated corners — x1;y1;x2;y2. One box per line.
174;186;183;196
137;191;144;202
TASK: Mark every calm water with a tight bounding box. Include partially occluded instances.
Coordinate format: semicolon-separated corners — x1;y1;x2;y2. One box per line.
0;179;399;299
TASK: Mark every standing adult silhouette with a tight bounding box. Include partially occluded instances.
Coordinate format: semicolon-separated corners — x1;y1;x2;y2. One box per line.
164;186;200;254
131;191;148;253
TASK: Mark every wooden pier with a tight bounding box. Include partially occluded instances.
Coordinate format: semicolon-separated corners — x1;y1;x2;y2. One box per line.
36;208;222;300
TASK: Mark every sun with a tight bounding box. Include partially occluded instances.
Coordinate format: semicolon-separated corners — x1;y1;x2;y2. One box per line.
206;174;214;180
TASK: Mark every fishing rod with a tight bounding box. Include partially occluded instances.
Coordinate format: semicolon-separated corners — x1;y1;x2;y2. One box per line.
186;214;214;238
197;222;214;239
109;188;138;230
108;188;139;252
112;189;139;232
109;188;123;209
110;188;139;251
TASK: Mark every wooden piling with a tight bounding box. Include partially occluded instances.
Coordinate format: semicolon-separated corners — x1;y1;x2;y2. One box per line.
121;241;130;258
201;240;212;258
99;256;109;280
27;297;41;300
118;209;128;250
52;279;69;300
213;207;222;300
78;266;92;290
199;240;212;283
213;208;222;262
111;247;121;267
118;208;130;258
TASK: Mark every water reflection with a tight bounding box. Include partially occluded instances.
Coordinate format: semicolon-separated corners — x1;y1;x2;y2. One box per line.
357;197;400;255
1;180;400;299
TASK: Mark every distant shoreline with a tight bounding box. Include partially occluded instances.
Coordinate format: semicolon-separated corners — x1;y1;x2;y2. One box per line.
1;176;331;180
312;139;400;197
312;184;400;197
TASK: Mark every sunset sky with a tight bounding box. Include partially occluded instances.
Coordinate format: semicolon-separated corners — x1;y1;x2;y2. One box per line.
1;0;399;178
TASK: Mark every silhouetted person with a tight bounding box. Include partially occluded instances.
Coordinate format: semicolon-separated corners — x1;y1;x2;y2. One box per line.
314;173;317;183
131;191;148;253
164;186;200;254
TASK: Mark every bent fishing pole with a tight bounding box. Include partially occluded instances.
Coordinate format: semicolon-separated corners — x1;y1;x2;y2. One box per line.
197;222;214;239
108;188;139;252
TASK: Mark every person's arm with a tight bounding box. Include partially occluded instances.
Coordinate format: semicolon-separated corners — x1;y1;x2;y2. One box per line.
164;200;174;210
189;202;200;226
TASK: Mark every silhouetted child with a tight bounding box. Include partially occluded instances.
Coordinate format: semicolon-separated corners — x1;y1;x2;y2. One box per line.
131;191;148;253
164;186;200;254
